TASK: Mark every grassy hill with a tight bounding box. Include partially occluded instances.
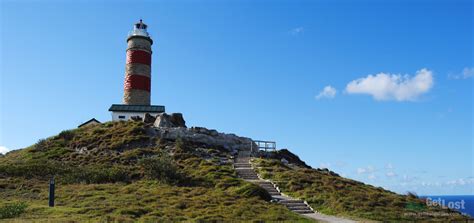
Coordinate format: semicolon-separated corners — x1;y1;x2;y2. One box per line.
253;158;468;221
0;121;470;221
0;121;306;222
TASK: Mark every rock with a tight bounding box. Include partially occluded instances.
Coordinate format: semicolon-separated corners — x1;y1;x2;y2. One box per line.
75;147;89;154
170;113;186;128
190;127;218;136
154;113;187;128
153;126;257;153
154;113;173;127
143;113;156;124
263;149;312;169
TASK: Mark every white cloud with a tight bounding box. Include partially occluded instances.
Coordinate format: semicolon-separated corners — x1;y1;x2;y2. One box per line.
290;27;304;35
446;178;474;186
315;86;337;100
368;174;376;180
357;166;375;174
421;181;442;187
346;68;434;101
449;67;474;79
384;163;397;177
0;146;11;155
461;67;474;78
357;168;366;174
401;174;417;183
386;171;397;177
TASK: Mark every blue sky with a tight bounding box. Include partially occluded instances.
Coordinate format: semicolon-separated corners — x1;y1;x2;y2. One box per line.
1;0;472;195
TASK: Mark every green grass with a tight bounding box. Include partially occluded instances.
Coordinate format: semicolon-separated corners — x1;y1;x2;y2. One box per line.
0;202;28;219
252;158;470;221
2;121;467;221
0;178;310;222
0;121;312;222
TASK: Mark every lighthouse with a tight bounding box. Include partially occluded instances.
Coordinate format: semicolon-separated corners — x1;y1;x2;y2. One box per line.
123;19;152;105
109;20;165;121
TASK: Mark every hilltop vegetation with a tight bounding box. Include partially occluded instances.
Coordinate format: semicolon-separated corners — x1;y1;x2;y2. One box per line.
0;121;470;221
0;121;307;222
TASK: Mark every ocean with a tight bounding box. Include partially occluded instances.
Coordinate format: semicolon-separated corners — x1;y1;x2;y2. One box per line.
420;195;474;218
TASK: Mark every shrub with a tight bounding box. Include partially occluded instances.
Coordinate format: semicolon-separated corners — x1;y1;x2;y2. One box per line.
0;202;27;219
139;154;182;184
215;177;241;189
34;139;48;151
407;191;418;199
58;130;75;141
234;182;272;201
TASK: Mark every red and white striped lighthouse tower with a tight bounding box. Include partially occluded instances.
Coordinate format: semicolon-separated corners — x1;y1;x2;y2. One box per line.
123;19;153;105
109;20;164;121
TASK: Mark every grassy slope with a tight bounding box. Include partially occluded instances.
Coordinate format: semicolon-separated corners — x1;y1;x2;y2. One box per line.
0;121;309;222
253;158;470;221
1;121;469;222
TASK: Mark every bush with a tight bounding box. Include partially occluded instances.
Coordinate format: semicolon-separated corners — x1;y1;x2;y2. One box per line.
139;154;182;184
407;191;418;199
235;182;272;201
58;130;75;141
0;202;27;219
215;177;241;189
34;139;48;151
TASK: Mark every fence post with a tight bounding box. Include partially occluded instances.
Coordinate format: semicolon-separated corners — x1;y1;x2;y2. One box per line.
49;177;55;207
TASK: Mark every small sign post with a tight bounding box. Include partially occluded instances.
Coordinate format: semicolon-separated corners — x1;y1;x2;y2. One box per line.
49;177;55;207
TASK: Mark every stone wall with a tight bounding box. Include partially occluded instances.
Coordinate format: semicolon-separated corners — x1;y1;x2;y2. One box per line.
122;89;150;105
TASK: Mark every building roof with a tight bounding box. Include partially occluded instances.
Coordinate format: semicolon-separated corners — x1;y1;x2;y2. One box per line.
108;104;165;113
78;118;101;128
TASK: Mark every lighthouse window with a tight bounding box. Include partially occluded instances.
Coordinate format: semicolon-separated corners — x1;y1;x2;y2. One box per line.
118;116;126;119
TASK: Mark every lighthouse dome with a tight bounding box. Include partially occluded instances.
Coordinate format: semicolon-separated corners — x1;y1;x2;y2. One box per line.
129;19;150;37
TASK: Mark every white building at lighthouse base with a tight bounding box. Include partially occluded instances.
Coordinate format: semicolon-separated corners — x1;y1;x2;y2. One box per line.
108;104;165;121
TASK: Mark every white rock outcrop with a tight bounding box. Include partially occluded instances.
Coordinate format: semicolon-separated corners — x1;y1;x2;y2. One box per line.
153;113;187;128
152;126;256;153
